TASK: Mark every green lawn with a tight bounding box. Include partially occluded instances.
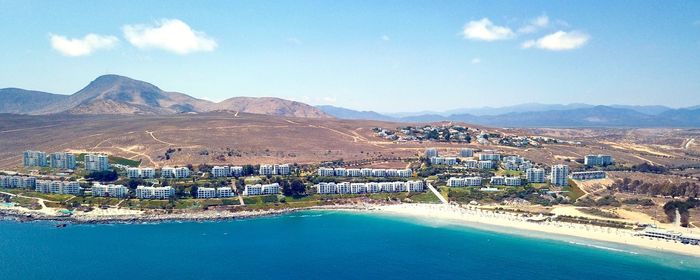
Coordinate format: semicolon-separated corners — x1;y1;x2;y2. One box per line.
496;169;524;176
562;181;586;201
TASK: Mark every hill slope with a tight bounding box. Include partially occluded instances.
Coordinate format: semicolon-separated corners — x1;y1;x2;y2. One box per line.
0;88;68;114
213;97;331;118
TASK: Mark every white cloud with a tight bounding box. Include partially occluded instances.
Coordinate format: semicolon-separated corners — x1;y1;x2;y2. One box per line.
521;30;590;51
471;58;481;64
49;33;118;57
518;15;549;34
122;19;217;54
381;35;390;41
462;18;514;41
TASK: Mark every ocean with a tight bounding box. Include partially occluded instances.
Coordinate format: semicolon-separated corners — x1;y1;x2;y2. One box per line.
1;210;699;280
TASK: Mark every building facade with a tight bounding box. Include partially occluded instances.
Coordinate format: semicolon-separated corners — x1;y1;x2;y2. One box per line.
551;165;570;186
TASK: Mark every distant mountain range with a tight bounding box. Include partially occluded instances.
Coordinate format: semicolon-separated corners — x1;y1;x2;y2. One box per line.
317;104;700;127
0;75;331;118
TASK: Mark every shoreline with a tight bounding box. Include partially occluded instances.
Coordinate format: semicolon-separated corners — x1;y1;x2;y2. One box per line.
364;203;700;258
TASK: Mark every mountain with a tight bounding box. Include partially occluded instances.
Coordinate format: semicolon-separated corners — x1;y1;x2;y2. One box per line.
0;88;68;114
456;106;660;127
316;105;394;121
1;75;330;118
214;97;331;118
609;105;672;115
440;103;594;116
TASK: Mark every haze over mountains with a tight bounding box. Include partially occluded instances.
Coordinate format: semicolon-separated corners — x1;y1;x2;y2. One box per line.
1;74;699;127
0;75;330;118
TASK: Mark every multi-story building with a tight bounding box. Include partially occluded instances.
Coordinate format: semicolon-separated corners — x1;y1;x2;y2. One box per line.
460;148;474;157
571;171;607;180
430;157;458;165
504;177;522;186
479;152;501;161
197;187;217;199
584;154;614;167
161;167;190;178
127;167;156;179
397;169;412;177
447;177;482;187
35;180;80;194
526;168;546;183
210;166;244;178
243;183;280;196
551;165;570;186
23;150;47;167
318;167;335;177
217;187;234;198
334;168;347;177
478;161;493;169
0;175;36;188
347;169;362;177
135;186;175;199
49;152;76;169
464;160;478;169
84;153;110;172
425;148;438;158
315;181;423;194
92;183;129;198
371;169;386;177
490;176;505;185
259;164;291;176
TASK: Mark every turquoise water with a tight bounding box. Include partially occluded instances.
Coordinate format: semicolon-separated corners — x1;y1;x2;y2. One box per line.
1;211;699;280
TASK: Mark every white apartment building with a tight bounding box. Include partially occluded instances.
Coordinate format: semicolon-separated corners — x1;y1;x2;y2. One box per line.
92;183;129;198
318;167;335;177
425;148;438;158
23;150;47;167
259;164;291;176
84;153;110;172
551;165;570;186
217;187;234;198
211;166;244;178
571;171;607;180
347;169;362;177
334;168;347;177
49;152;76;169
318;167;411;178
316;181;423;194
197;187;217;199
243;183;280;196
430;157;458;165
478;161;494;169
0;175;36;188
464;159;478;169
479;152;501;162
161;167;190;178
127;167;156;179
35;180;80;194
371;169;386;177
490;176;506;185
584;155;614;167
504;177;522;186
135;186;175;199
447;177;482;187
526;168;546;183
460;148;474;157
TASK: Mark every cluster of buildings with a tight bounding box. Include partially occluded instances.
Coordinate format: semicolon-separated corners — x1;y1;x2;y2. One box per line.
211;166;244;178
571;171;607;180
502;156;533;171
35;180;81;195
23;150;77;169
584;154;614;167
259;164;291;176
243;183;280;196
0;175;36;188
317;167;413;178
84;153;110;172
161;167;191;178
376;125;472;143
135;186;175;199
446;165;572;187
127;167;156;179
316;180;424;194
92;183;129;198
196;186;235;198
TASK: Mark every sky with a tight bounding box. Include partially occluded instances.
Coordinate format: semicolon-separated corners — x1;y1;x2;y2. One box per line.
1;0;699;112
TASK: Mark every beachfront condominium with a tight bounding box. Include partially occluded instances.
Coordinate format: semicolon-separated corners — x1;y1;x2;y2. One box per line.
259;164;291;176
135;186;175;199
504;177;522;186
315;181;424;194
526;168;546;183
584;154;614;167
243;183;280;196
211;166;244;178
460;148;474;157
35;180;81;195
490;176;506;185
49;152;76;169
447;177;482;187
196;186;234;198
85;153;110;172
23;150;47;167
92;183;129;198
161;167;190;178
127;167;156;179
425;148;438;158
571;171;607;180
0;175;36;189
551;165;570;186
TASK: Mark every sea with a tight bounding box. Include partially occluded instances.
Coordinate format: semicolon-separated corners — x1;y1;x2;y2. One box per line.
1;210;699;280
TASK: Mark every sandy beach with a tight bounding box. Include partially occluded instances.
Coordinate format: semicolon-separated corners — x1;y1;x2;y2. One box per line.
370;203;700;258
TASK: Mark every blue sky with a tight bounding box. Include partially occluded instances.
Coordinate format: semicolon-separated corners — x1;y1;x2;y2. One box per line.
1;0;699;112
